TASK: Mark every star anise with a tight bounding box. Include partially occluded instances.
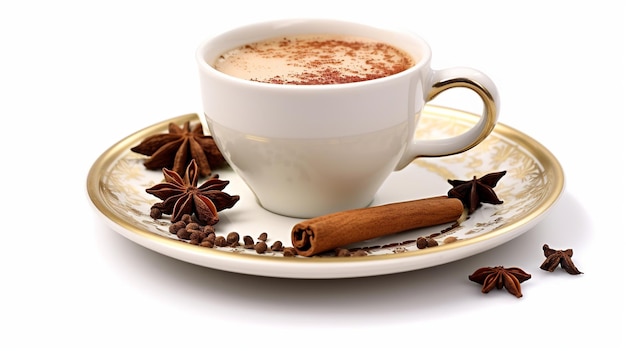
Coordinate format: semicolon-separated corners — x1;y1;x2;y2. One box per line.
540;244;583;275
448;170;507;214
131;119;226;177
469;266;531;298
146;159;240;225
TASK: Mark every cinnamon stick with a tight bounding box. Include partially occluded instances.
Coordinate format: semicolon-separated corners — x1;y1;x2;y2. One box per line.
291;196;464;257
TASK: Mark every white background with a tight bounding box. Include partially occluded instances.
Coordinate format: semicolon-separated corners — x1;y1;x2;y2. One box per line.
1;0;624;350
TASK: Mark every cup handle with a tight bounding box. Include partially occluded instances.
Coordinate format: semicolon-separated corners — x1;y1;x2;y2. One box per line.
395;67;500;170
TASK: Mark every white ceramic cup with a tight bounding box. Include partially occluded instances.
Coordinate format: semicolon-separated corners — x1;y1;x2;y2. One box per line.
196;19;499;218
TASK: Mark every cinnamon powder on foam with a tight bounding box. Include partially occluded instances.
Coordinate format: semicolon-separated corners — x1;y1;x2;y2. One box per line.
214;34;415;85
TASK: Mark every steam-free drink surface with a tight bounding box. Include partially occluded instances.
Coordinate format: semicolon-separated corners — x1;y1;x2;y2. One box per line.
214;34;415;85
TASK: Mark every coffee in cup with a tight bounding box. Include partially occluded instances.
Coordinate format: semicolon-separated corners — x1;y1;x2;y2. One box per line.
214;34;415;85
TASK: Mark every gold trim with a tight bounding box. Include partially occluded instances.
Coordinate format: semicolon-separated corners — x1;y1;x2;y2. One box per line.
427;78;498;156
86;106;564;269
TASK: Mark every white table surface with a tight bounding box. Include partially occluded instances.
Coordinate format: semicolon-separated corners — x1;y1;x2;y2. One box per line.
1;1;624;350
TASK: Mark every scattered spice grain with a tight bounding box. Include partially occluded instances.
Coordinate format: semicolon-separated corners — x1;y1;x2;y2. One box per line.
254;241;268;254
169;221;185;234
443;236;458;244
214;236;227;247
150;207;162;220
243;235;255;249
177;228;191;240
199;240;214;248
283;247;297;257
226;232;240;245
271;241;284;251
416;236;439;249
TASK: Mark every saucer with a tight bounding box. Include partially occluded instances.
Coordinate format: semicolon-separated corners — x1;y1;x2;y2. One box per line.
86;105;564;279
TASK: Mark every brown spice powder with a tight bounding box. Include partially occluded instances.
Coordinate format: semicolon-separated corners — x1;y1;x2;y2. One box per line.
216;35;415;85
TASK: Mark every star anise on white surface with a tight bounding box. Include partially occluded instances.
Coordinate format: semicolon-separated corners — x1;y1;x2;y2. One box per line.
468;266;531;298
540;244;583;275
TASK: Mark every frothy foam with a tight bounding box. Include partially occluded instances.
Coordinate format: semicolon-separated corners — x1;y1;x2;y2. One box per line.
214;34;415;85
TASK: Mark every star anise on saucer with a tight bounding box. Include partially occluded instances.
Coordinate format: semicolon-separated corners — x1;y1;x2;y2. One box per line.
146;159;240;225
131;119;226;177
469;266;531;298
540;244;583;275
447;170;507;214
